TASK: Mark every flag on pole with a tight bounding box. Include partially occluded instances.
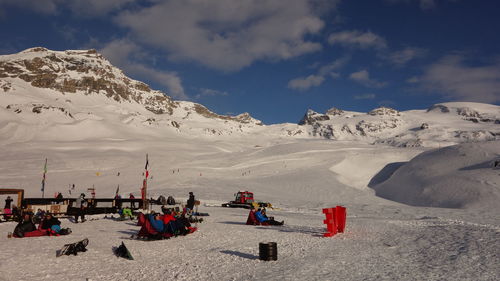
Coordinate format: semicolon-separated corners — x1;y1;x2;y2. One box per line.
41;158;47;192
141;179;146;200
145;154;149;179
115;185;120;197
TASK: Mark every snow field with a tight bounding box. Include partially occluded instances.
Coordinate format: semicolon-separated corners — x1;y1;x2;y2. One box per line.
0;205;498;281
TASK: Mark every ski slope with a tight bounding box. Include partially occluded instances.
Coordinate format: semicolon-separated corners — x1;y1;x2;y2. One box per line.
0;135;499;281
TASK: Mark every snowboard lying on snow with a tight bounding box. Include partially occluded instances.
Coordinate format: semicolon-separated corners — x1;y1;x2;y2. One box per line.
56;238;89;257
114;242;134;260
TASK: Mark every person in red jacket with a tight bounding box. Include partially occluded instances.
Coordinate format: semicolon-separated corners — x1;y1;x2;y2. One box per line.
161;207;176;225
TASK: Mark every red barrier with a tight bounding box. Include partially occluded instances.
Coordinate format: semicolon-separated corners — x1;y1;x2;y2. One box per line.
322;206;346;237
335;206;346;233
322;207;337;237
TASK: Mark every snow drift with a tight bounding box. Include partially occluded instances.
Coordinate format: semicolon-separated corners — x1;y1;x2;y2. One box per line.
371;141;500;209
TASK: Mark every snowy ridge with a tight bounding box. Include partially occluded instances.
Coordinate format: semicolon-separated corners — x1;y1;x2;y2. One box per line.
1;47;499;147
297;103;499;147
0;47;263;144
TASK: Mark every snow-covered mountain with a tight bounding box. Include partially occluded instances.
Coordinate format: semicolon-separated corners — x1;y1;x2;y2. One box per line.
1;47;499;148
0;48;496;146
296;103;499;147
0;47;262;144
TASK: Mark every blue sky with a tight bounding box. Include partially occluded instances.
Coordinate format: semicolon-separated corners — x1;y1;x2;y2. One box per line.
1;0;499;124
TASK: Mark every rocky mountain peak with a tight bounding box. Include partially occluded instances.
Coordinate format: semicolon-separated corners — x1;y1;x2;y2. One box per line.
326;107;344;116
0;47;261;125
298;109;330;125
0;47;170;109
368;107;400;116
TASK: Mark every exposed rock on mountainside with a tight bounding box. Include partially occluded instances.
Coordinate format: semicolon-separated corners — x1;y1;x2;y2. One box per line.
0;47;261;125
428;103;500;124
368;106;400;116
297;102;500;147
0;47;498;147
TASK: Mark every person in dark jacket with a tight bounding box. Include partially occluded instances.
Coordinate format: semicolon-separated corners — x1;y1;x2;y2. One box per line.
13;213;36;238
129;193;136;208
73;193;87;223
4;196;13;209
40;213;61;230
186;192;195;211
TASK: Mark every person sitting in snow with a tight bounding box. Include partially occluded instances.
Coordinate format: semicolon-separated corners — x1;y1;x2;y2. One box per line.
119;207;134;220
176;208;192;228
149;213;165;233
40;213;61;230
13;212;36;238
34;208;46;221
255;208;284;226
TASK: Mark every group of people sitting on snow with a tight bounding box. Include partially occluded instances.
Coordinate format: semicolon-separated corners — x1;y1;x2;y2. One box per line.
247;207;284;226
13;211;71;238
136;206;197;239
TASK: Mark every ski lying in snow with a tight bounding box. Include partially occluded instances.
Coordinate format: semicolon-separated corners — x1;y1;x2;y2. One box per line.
56;238;89;257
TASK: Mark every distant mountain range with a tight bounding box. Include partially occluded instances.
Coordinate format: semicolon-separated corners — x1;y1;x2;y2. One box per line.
1;47;498;147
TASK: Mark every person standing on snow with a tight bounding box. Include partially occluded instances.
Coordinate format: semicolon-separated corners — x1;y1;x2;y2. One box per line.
186;192;195;211
129;193;136;208
74;193;87;223
4;196;13;209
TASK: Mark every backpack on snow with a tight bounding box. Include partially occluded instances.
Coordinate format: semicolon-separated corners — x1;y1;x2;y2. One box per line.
166;196;175;205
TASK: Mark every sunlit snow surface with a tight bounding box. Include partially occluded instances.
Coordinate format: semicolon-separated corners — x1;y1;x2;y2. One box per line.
0;137;498;281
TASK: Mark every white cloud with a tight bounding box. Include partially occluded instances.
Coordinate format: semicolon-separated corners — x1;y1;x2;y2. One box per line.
288;75;325;91
99;39;188;100
327;30;387;50
354;93;376;100
288;56;349;91
418;55;500;103
349;70;387;88
67;0;136;17
329;72;340;79
317;56;350;76
0;0;134;16
195;88;228;99
387;47;427;65
115;0;336;71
